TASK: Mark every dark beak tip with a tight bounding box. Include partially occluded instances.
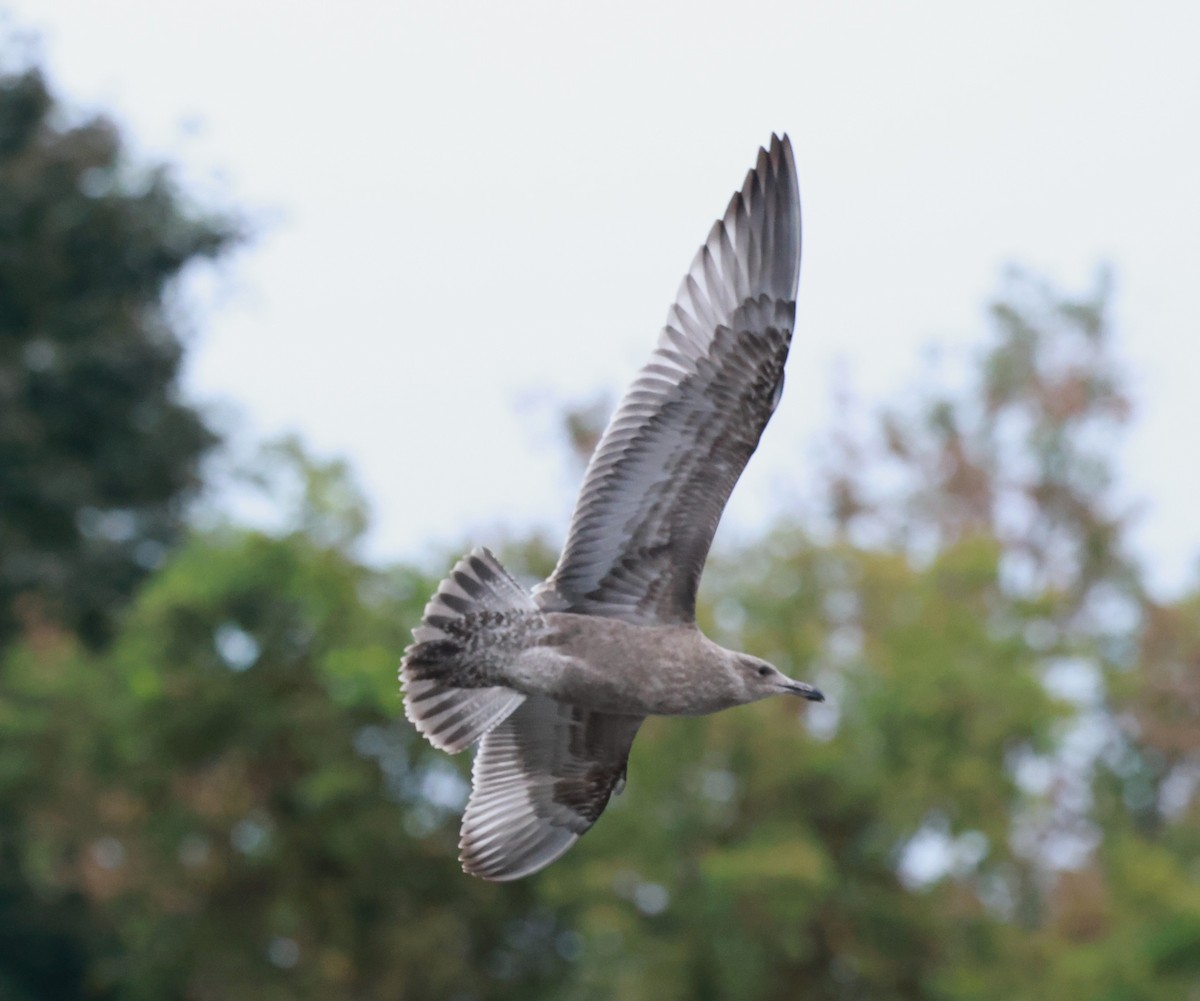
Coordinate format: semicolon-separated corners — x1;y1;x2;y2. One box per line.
784;682;824;702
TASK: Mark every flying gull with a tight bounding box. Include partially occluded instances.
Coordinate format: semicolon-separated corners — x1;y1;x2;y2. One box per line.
401;134;820;880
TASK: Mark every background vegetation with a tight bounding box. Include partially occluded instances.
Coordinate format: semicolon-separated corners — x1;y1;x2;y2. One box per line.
1;53;1197;1001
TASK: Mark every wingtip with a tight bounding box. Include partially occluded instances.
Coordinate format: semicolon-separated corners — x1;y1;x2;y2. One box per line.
765;132;792;161
765;134;800;274
767;133;797;183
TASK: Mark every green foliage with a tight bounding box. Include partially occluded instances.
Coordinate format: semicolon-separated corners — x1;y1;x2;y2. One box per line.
0;518;579;1000
0;64;239;651
4;245;1199;997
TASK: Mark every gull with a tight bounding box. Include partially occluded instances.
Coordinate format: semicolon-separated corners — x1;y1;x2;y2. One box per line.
400;134;820;881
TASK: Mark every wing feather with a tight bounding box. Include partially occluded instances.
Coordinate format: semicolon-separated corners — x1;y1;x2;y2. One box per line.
458;696;642;881
537;134;801;623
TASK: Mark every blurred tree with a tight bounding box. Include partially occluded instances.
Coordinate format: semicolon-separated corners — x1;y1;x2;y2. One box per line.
1;444;582;1001
4;263;1197;999
0;63;238;651
0;49;238;1000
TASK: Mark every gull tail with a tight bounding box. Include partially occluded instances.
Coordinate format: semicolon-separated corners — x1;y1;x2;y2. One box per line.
400;547;540;753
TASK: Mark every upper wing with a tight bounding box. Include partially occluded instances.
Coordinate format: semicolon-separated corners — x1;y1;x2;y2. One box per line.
458;696;643;881
536;134;801;624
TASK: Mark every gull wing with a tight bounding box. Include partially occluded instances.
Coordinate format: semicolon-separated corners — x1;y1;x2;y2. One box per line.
536;134;801;624
458;696;643;881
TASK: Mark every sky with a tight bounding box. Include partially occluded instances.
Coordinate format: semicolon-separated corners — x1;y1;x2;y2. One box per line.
7;0;1200;592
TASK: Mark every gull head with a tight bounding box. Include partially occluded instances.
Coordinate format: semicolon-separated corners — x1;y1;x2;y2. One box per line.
735;655;824;705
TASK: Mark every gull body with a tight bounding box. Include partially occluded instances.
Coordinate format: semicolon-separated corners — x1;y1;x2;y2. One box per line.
507;614;821;717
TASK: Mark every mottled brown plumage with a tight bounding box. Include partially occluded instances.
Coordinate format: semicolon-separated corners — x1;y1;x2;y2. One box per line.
400;135;820;881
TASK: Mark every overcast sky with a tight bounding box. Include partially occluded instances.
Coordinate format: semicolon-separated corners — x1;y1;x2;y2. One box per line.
9;0;1200;592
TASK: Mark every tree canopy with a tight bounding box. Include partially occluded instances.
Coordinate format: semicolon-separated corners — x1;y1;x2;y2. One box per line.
0;65;238;651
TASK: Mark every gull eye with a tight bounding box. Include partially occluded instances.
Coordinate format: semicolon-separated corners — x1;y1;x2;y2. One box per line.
757;665;771;677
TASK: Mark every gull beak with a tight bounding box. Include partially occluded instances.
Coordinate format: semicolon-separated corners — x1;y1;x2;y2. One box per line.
782;681;825;702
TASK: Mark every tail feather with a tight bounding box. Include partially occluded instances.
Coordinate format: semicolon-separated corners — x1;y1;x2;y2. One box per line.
403;677;524;754
401;548;538;753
